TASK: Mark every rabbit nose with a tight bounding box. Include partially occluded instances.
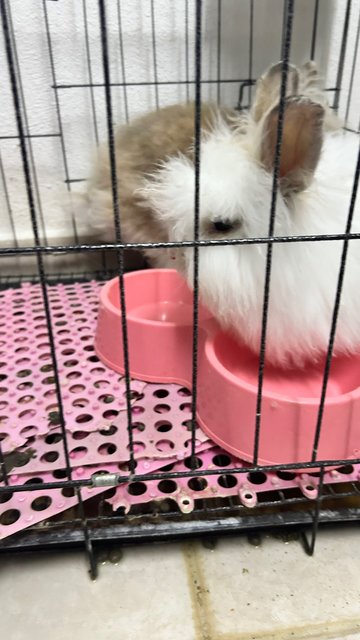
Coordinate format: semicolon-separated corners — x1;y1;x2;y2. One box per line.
213;219;234;233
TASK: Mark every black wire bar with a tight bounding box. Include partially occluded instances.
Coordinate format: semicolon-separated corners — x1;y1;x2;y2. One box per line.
310;0;319;60
2;451;360;497
150;0;160;110
0;150;18;248
333;0;352;112
82;0;107;273
190;0;202;468
0;0;96;579
301;467;325;556
185;0;190;102
216;0;222;105
253;0;295;466
2;230;360;259
311;141;360;462
98;0;135;474
54;78;260;89
248;0;254;105
42;0;79;244
116;0;129;123
82;0;100;144
344;4;360;127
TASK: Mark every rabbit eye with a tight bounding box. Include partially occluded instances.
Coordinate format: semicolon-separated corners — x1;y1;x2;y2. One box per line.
212;219;234;233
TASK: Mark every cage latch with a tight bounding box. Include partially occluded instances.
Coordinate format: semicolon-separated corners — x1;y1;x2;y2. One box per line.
91;473;120;488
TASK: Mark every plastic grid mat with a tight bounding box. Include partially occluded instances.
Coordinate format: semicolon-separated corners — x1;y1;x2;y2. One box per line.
0;282;146;452
0;281;359;541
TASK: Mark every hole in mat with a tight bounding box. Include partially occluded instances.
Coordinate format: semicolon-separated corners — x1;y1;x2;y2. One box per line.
76;414;93;424
41;451;59;463
70;447;88;459
16;369;31;378
158;479;177;494
31;496;52;511
70;384;86;393
99;425;118;436
40;364;53;373
131;422;145;433
45;433;63;445
72;430;90;440
17;381;33;390
53;468;68;479
154;404;170;414
72;398;89;408
184;456;202;470
276;471;296;481
212;454;231;467
98;394;114;404
177;387;191;397
18;410;36;420
128;481;147;496
0;491;13;504
124;390;144;401
155;420;172;433
155;440;175;453
188;477;208;491
182;420;198;431
180;403;191;412
61;487;75;498
218;474;237;489
337;465;354;475
18;395;35;404
98;443;117;455
48;412;61;426
153;389;169;398
103;410;119;420
19;426;38;438
247;471;267;485
0;509;20;525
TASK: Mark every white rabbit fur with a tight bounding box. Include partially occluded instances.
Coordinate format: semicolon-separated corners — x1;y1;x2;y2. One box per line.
86;61;359;368
140;120;360;368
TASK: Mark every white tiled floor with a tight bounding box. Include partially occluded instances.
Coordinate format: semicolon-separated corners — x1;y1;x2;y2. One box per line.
1;528;360;640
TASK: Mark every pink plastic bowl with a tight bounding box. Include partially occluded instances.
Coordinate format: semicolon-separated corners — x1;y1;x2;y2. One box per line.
95;269;360;466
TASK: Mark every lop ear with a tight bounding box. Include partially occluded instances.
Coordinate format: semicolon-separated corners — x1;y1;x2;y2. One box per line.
251;61;299;123
259;96;325;195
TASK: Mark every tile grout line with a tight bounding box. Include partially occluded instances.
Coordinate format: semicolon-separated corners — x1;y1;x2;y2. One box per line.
182;540;360;640
183;541;214;640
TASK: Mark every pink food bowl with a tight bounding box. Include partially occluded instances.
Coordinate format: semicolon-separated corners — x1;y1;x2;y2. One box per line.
95;269;360;467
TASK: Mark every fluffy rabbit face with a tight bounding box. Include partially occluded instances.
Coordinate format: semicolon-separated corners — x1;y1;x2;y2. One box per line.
140;93;325;250
140;126;284;247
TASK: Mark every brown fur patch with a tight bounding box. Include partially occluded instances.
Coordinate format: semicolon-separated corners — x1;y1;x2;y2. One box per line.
260;97;324;194
87;102;236;263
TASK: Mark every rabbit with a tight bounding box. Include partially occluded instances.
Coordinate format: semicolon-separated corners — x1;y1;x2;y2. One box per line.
85;101;235;267
86;61;359;368
85;60;338;262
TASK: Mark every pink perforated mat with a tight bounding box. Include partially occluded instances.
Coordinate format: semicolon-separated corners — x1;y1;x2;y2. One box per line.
0;281;359;541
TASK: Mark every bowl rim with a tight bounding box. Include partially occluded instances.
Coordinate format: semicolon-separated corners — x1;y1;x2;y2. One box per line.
99;269;194;328
100;270;360;407
204;332;360;406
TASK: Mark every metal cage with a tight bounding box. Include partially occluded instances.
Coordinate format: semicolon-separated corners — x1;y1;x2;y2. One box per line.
0;0;360;579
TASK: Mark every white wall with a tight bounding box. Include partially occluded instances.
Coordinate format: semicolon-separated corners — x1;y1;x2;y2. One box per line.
0;0;359;275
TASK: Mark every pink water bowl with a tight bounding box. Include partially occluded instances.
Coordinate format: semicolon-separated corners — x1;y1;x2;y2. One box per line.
95;269;360;467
